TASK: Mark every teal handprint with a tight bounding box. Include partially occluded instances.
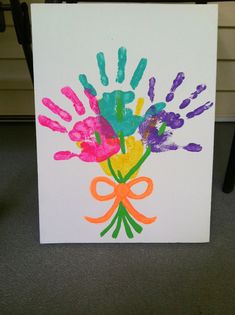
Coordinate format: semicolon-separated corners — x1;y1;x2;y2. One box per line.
78;47;148;139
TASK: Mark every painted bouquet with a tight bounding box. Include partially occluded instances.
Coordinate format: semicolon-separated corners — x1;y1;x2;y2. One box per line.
38;47;213;239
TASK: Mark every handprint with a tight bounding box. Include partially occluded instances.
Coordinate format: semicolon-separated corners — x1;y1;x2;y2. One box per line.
139;72;213;153
39;88;120;162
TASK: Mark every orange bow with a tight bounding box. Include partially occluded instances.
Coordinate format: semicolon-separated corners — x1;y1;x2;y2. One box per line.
84;176;157;224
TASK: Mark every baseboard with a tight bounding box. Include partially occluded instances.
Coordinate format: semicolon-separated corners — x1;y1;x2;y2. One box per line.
0;115;35;122
215;117;235;122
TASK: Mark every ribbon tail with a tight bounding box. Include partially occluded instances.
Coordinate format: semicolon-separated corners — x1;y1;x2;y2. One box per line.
84;198;120;224
123;198;157;224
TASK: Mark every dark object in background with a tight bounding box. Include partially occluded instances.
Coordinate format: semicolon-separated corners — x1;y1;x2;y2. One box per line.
223;129;235;193
0;0;33;82
0;1;8;32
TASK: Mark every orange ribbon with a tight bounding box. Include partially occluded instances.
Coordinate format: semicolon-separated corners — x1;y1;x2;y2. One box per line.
84;176;157;224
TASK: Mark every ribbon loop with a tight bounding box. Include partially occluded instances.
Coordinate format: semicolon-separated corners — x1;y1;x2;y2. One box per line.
127;176;153;200
90;176;116;201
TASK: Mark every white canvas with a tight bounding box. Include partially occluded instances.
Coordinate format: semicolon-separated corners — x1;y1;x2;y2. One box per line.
31;3;218;243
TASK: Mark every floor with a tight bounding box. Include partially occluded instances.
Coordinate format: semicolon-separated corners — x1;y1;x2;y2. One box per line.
0;122;234;315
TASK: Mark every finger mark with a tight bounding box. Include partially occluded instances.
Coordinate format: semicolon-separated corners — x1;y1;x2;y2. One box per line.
166;72;185;102
148;77;156;102
54;151;80;160
116;47;127;84
79;74;97;96
179;84;207;109
130;58;147;90
38;115;68;133
186;101;213;119
42;98;72;122
61;86;85;116
183;143;202;152
179;98;191;109
84;89;100;114
96;52;109;86
191;84;207;99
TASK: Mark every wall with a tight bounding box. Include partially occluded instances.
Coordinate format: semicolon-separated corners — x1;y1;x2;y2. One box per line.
0;1;235;120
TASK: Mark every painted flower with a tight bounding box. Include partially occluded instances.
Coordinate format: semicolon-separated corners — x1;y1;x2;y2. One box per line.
139;118;177;152
100;136;144;179
98;90;143;137
62;116;120;162
139;104;202;153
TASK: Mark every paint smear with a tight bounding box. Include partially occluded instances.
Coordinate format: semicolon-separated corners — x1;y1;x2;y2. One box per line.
155;143;179;153
61;86;85;115
148;77;156;102
84;89;100;114
79;74;97;96
130;58;147;90
115;92;124;122
42;98;72;122
98;90;141;137
68;116;117;142
116;47;127;83
144;102;166;119
118;130;126;154
186;101;213;119
179;84;207;109
95;131;101;145
38;115;67;133
68;116;120;162
166;72;185;102
100;136;144;179
135;98;144;115
79;137;120;162
183;143;202;152
96;52;109;86
158;122;167;136
54;151;80;160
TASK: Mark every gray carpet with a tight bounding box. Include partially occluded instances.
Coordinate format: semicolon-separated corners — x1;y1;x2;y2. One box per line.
0;122;234;315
